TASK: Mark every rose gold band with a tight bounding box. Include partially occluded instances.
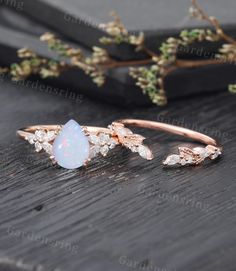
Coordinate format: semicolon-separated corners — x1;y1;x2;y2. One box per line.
115;119;220;147
113;119;222;166
17;125;113;139
17;119;222;168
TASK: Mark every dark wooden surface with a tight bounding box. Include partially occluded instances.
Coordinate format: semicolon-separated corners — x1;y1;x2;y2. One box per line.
0;78;236;271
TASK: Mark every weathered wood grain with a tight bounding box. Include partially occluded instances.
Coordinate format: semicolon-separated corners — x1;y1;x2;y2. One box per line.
0;78;235;271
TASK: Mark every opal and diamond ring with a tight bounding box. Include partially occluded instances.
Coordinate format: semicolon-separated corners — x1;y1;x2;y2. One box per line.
17;119;222;169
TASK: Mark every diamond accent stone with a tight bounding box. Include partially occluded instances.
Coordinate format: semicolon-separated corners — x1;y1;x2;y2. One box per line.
210;149;221;159
87;131;118;159
35;142;43;152
138;145;153;160
193;147;208;159
90;145;100;158
26;129;58;156
112;126;133;138
163;145;221;167
206;145;222;160
42;142;53;155
211;151;221;159
108;122;153;160
129;145;138;152
35;130;47;142
180;159;187;165
45;131;57;142
88;135;100;145
109;138;117;149
163;155;180;166
26;134;36;144
99;133;110;145
186;157;193;164
100;145;109;156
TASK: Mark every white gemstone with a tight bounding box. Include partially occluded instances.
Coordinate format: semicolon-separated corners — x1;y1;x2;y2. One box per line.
100;145;109;156
180;159;187;166
129;145;138;152
185;156;193;164
138;145;153;160
45;131;57;142
163;155;180;165
99;134;110;145
109;138;117;149
116;127;133;137
42;142;52;154
35;142;43;152
35;130;46;142
52;120;90;169
206;145;221;160
193;147;208;158
88;135;100;145
89;145;100;158
26;134;36;144
211;149;221;159
206;145;216;155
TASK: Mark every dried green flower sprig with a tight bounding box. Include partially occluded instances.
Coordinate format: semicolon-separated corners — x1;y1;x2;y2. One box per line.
130;65;167;105
10;48;65;81
99;11;145;51
0;0;236;106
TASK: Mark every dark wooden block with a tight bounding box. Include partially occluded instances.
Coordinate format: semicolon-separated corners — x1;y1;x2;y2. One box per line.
10;0;236;60
1;8;236;106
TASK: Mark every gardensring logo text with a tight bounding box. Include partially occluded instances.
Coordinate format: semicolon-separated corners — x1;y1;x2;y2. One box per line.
119;255;176;271
7;226;79;255
0;0;24;11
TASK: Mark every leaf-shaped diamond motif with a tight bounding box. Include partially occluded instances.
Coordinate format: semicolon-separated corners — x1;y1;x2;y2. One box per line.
137;145;154;160
87;132;118;158
163;154;180;166
109;122;153;160
25;129;57;156
163;145;221;166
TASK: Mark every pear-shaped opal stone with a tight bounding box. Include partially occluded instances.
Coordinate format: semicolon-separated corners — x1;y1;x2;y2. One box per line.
52;119;90;169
